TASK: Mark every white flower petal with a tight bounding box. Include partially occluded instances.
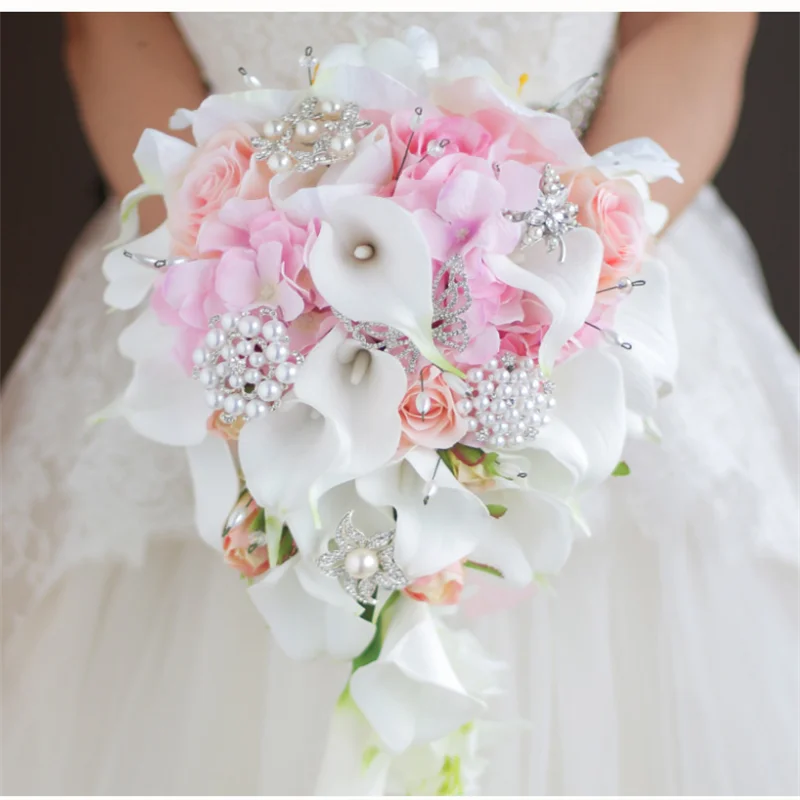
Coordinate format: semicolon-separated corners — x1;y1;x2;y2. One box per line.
133;129;195;192
105;184;158;249
308;196;454;373
356;448;490;578
403;26;439;71
314;64;426;114
238;400;341;516
248;557;374;660
529;348;626;489
350;600;484;753
103;224;169;310
117;308;167;362
121;354;209;447
592;137;683;184
186;436;240;551
486;227;603;371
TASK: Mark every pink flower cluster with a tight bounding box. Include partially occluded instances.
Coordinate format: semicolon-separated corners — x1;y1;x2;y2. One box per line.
151;100;651;449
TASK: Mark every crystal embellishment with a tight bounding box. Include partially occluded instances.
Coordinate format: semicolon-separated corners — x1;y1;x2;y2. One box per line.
503;164;579;263
250;96;372;173
192;306;304;425
316;511;408;605
457;354;556;450
337;254;472;374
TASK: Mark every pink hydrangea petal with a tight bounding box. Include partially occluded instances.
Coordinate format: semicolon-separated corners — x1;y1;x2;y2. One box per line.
214;248;259;309
275;282;305;322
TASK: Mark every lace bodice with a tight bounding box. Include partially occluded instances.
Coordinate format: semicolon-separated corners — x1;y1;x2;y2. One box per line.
173;12;619;102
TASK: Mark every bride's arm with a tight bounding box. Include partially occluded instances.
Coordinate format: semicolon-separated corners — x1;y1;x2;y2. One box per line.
63;12;206;229
583;12;757;220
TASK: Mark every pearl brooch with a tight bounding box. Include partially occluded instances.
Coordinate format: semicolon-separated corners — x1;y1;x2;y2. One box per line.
250;95;372;174
316;511;408;605
457;352;556;450
192;307;304;425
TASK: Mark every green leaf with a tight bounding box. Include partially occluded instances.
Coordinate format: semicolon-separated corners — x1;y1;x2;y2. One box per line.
486;503;507;519
351;591;401;672
612;461;631;477
449;443;486;467
464;560;504;579
276;525;296;565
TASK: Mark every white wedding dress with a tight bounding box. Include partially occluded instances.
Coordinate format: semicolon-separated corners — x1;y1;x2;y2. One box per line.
3;12;799;796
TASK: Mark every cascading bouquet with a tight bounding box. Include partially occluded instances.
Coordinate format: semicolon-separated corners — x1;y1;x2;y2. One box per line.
102;27;679;795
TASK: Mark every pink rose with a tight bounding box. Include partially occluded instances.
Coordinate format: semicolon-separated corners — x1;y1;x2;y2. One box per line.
222;491;271;579
399;366;468;450
569;169;648;290
165;123;271;258
404;561;465;606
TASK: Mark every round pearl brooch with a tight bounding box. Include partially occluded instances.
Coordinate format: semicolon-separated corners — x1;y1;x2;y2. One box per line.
458;353;555;450
192;307;304;425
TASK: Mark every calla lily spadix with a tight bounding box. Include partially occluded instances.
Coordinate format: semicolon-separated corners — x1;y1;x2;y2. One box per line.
486;226;603;373
308;195;464;377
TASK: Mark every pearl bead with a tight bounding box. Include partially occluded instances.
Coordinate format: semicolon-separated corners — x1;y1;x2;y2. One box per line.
237;315;261;338
256;380;282;402
294;118;320;144
541;415;551;426
192;347;208;366
261;319;287;341
215;362;229;378
228;373;244;390
223;395;246;416
205;389;223;409
495;435;507;449
487;358;499;371
353;244;375;261
531;413;542;425
477;396;491;411
516;420;528;433
499;422;510;434
478;380;495;396
456;398;473;416
415;391;433;416
205;329;224;350
245;399;268;419
329;135;354;155
274;361;298;384
267;152;293;173
265;341;289;363
467;417;479;432
235;340;255;357
220;313;235;331
535;394;547;406
249;351;267;368
467;368;484;384
426;139;445;158
197;367;215;388
547;397;556;408
522;357;535;371
514;434;526;447
496;369;511;383
319;99;342;117
523;398;536;412
263;119;285;138
617;277;634;295
243;368;262;385
344;548;379;580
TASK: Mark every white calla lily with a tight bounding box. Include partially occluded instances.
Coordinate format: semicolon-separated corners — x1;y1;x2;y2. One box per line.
308;196;458;375
526;348;626;496
248;556;374;661
103;224;170;310
356;448;491;579
592;137;683;184
112;309;209;446
486;227;603;372
185;435;240;551
349;599;488;753
314;63;427;115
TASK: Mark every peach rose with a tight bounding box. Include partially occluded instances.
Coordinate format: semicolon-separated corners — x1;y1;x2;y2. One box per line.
404;561;465;605
207;410;246;441
222;491;270;579
569;168;648;290
399;366;468;450
165;123;271;258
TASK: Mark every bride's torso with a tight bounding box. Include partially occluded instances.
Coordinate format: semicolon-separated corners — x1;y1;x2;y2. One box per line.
173;12;620;101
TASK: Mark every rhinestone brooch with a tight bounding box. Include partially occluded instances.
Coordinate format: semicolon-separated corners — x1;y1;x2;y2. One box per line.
316;511;408;606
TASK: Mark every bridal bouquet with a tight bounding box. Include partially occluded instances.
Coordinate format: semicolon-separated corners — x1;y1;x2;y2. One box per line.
103;27;678;794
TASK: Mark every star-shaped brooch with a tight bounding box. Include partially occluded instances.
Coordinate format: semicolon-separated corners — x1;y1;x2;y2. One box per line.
316;511;408;605
503;164;580;263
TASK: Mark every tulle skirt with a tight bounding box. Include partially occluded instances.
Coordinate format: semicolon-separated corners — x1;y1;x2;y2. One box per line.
3;187;799;795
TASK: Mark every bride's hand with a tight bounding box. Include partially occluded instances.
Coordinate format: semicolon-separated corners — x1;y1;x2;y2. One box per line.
583;12;757;223
63;12;207;233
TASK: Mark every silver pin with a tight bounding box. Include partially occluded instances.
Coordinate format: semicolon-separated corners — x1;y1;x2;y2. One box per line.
123;251;189;269
492;162;501;180
422;456;443;505
417;137;450;164
584;321;633;350
237;66;262;89
415;374;432;422
596;278;646;295
395;106;423;180
299;46;318;86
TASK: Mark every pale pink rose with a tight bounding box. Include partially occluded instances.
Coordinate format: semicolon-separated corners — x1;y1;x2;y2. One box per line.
165;123;271;258
399;366;468;450
569;169;648;290
404;561;465;605
222;492;271;579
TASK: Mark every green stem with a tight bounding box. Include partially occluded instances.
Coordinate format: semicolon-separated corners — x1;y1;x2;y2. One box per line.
351;591;401;673
464;560;504;579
